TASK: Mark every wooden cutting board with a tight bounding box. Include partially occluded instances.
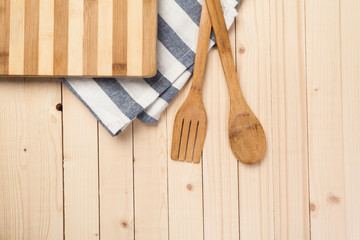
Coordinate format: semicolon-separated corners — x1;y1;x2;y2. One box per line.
0;0;157;77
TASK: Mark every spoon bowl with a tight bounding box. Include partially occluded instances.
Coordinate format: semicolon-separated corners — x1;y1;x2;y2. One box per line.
229;111;266;164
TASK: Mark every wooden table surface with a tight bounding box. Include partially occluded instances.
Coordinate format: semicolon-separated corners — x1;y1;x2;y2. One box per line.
1;0;359;239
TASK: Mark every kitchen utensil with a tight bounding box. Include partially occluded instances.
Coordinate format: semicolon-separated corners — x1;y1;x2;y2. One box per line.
205;0;266;164
0;0;157;77
171;1;212;163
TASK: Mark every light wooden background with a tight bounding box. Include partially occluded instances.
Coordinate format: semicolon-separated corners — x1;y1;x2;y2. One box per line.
1;0;360;239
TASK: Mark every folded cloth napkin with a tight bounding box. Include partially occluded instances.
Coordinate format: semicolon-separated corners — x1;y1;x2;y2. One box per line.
62;0;240;136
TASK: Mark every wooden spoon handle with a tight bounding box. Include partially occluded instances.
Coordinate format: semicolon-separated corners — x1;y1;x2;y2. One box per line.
190;1;212;95
205;0;245;107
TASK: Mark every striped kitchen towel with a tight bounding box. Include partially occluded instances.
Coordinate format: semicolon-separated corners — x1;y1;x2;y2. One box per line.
62;0;240;136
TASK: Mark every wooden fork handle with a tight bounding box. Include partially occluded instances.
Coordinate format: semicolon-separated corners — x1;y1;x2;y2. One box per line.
205;0;246;108
190;1;212;95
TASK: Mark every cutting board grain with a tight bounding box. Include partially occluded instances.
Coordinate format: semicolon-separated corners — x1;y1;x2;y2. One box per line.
0;0;157;77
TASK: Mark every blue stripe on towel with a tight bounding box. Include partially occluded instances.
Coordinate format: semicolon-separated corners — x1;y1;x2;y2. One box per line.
137;111;158;124
144;71;173;94
158;16;195;68
160;86;180;103
174;0;202;26
94;78;144;120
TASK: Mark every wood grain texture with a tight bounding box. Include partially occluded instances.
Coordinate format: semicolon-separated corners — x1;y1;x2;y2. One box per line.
127;0;143;75
112;0;127;75
24;0;39;75
97;0;112;75
68;0;84;76
270;0;310;239
38;0;54;75
54;0;69;75
0;78;63;239
202;25;239;240
133;118;169;240
142;0;157;76
167;81;204;240
306;0;346;239
1;0;157;77
99;125;134;239
340;0;360;238
0;0;10;74
83;0;98;76
236;0;274;238
8;0;25;74
63;86;99;239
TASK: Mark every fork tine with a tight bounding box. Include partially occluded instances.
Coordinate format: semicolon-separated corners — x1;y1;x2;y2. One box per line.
193;121;206;163
185;121;198;162
171;118;184;160
178;120;191;161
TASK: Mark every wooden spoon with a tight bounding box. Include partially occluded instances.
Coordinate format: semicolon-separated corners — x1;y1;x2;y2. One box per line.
205;0;266;164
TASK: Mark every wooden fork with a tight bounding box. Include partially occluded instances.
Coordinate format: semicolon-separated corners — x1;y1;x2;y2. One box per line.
171;2;212;163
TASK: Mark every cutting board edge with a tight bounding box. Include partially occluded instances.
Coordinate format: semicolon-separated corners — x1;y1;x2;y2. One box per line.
0;71;158;79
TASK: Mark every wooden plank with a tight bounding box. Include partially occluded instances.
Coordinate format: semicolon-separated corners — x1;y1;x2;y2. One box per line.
0;78;63;239
8;0;25;74
340;0;360;238
97;0;112;75
99;125;134;240
142;0;157;77
24;0;40;75
306;0;346;239
133;117;169;240
270;0;310;239
38;0;54;75
0;0;10;74
202;25;239;240
83;0;98;76
167;80;204;240
62;85;99;239
54;0;69;75
235;0;274;238
112;0;127;75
